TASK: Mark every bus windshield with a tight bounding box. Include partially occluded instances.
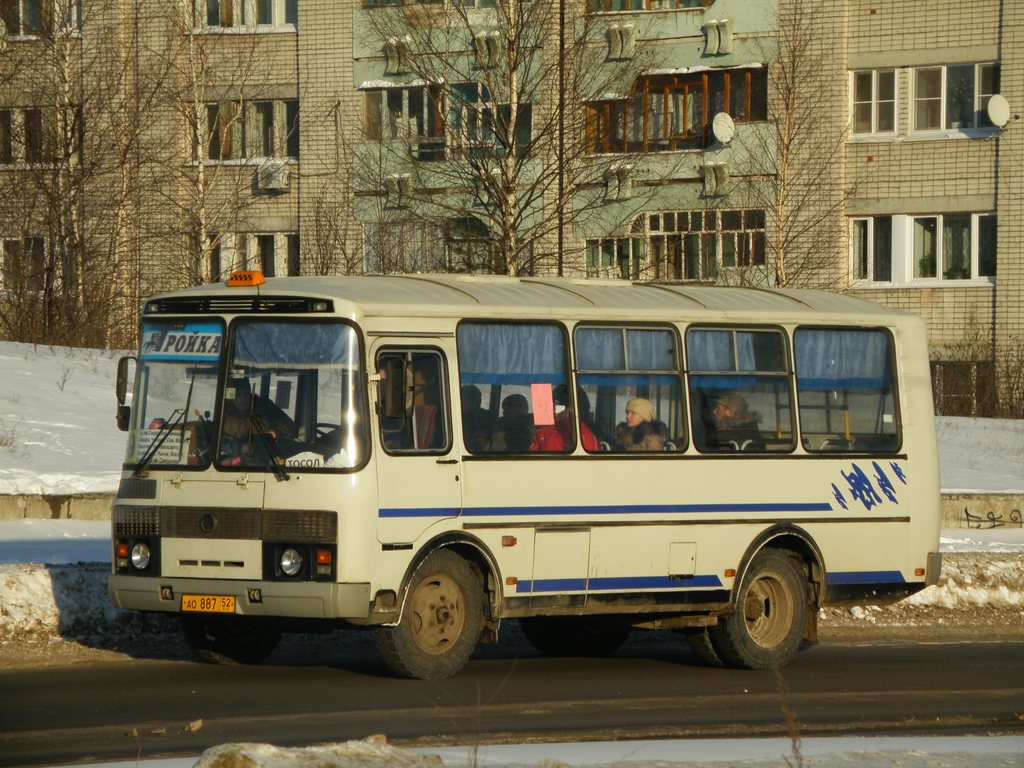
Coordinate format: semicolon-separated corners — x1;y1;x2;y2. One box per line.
216;320;366;472
125;320;224;468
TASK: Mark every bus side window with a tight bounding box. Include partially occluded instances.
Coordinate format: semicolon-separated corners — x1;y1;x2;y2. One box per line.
686;327;795;454
457;322;570;453
575;325;684;453
794;328;899;453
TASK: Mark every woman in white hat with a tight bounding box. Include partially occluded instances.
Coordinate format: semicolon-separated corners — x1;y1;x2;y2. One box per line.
614;397;668;451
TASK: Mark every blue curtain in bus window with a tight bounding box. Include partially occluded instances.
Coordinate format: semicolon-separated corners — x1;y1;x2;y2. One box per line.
575;328;675;371
576;328;624;370
627;329;676;370
232;322;356;368
687;329;733;371
458;323;567;385
794;329;891;391
687;329;777;373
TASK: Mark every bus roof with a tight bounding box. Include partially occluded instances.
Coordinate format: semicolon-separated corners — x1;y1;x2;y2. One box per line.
154;274;912;324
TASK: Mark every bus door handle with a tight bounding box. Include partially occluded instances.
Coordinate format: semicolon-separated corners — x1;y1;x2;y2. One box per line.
436;459;459;465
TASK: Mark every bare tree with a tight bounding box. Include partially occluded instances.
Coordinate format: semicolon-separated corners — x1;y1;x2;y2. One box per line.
733;0;864;289
0;0;152;347
137;0;275;288
357;0;660;276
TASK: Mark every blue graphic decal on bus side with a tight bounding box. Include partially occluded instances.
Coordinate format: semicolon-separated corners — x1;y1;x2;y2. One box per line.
831;461;908;512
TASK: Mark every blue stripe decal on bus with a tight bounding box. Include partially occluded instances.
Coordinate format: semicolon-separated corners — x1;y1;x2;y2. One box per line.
378;507;461;518
828;570;906;585
588;574;724;590
378;502;832;519
516;574;724;594
518;577;588;593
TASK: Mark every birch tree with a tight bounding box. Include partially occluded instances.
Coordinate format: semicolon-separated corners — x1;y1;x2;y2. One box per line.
357;0;654;276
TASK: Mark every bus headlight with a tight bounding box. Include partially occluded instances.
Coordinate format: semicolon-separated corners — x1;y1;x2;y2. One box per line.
130;542;151;570
280;547;303;577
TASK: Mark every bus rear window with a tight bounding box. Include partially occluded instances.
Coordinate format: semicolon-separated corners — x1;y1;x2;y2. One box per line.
794;328;899;453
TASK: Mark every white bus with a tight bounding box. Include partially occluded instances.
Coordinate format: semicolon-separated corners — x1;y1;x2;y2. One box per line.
110;272;941;679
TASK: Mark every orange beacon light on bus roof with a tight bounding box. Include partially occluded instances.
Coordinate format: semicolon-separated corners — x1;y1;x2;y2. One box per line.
226;270;266;287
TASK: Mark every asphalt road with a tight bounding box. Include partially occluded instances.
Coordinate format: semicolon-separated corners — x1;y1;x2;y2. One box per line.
1;634;1022;767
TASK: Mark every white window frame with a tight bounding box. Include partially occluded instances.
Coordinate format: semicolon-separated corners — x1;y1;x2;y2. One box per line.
194;0;296;31
854;213;997;287
911;63;1000;135
197;98;297;163
849;216;894;285
850;69;896;136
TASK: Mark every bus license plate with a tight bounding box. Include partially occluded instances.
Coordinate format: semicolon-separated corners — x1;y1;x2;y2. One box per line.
181;594;236;613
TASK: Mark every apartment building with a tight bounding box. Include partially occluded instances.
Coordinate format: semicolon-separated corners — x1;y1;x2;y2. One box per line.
842;1;1022;415
0;0;1019;412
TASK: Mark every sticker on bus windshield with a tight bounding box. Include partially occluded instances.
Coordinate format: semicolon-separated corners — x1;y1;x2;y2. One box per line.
141;323;223;362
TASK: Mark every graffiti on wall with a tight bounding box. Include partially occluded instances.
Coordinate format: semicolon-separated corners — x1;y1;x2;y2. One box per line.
962;506;1023;529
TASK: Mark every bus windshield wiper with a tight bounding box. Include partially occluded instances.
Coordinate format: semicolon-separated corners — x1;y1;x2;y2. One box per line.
250;412;291;482
134;408;185;477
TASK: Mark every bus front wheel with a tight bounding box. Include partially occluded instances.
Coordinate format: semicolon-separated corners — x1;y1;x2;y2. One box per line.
709;549;807;670
374;549;483;679
180;615;281;664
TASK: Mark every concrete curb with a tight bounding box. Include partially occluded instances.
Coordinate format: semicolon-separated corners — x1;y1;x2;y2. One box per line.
1;492;1022;530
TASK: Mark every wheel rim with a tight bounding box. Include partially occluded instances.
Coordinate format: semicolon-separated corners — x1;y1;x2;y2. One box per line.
742;572;794;649
408;572;465;655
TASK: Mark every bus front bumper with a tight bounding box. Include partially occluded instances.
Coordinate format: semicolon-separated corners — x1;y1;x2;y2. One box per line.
108;574;372;620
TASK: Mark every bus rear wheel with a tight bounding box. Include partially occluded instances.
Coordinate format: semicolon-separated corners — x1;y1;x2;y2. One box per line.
180;615;281;664
519;616;631;657
374;549;483;679
709;549;807;670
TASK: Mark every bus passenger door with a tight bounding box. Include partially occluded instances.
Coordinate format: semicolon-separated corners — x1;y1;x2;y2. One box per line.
373;346;461;545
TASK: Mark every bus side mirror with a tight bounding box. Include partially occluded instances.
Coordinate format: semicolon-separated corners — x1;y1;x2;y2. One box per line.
381;358;407;419
116;356;136;431
116;356;135;406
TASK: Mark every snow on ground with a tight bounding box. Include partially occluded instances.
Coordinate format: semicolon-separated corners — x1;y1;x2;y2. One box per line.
0;342;125;496
104;734;1024;768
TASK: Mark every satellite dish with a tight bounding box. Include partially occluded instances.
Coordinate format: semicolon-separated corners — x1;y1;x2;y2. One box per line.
712;112;735;144
987;94;1011;128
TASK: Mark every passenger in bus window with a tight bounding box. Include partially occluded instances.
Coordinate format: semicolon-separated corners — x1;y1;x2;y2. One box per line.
491;394;533;451
703;392;762;451
461;384;495;451
614;397;668;452
532;385;599;452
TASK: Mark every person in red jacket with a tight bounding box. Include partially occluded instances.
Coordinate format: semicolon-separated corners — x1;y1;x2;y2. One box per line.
532;385;599;452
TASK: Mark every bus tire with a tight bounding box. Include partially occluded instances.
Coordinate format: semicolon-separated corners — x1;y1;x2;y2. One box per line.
519;617;630;657
374;549;482;680
709;549;807;670
683;627;724;667
180;615;281;665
